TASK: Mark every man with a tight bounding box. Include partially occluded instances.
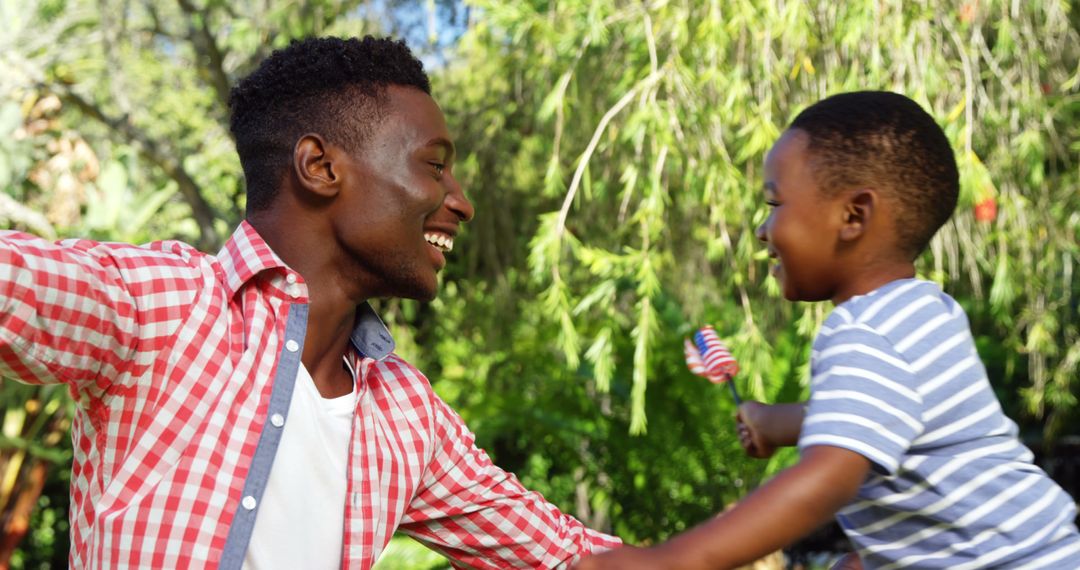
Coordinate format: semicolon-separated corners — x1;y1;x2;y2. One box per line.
0;36;618;569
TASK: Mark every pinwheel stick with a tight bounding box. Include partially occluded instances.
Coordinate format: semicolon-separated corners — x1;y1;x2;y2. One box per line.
722;374;742;405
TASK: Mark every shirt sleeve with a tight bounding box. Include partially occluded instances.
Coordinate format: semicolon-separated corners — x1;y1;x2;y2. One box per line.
398;396;621;569
0;231;140;392
798;324;925;475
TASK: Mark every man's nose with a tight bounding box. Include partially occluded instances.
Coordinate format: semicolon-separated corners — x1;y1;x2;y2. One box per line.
445;176;474;223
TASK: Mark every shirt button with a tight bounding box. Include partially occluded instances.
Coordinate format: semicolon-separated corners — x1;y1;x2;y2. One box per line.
270;413;285;428
286;273;297;284
242;496;257;510
285;340;299;353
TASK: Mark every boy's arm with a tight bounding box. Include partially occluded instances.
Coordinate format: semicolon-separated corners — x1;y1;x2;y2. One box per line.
572;445;870;570
737;401;805;458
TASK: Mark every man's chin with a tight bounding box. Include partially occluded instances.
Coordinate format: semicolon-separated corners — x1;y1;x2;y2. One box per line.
413;288;438;303
398;279;439;303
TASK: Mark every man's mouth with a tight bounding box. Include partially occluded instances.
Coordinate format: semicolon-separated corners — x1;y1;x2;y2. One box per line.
424;232;454;253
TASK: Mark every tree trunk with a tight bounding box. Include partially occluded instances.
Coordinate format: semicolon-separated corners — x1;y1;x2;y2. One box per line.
0;460;49;569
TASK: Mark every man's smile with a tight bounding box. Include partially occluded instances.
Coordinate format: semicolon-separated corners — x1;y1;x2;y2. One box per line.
424;231;454;252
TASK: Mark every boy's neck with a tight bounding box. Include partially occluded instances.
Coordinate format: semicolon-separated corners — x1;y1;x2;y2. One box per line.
831;261;916;306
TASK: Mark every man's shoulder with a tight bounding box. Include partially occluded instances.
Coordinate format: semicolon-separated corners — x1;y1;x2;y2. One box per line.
368;353;439;399
365;353;461;433
4;232;218;289
102;239;224;294
54;235;212;270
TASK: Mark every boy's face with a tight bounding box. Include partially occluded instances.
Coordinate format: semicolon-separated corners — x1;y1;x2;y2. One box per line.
755;129;847;303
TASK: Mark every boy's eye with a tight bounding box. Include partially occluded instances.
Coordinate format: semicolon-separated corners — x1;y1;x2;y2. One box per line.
765;200;780;208
430;162;446;175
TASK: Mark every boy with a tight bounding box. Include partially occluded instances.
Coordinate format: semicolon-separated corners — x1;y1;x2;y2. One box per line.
573;91;1080;569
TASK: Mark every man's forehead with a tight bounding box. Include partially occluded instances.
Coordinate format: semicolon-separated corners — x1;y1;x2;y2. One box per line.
376;86;451;137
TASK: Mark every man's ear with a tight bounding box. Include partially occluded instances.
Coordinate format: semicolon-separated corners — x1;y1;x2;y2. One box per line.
292;134;340;198
839;189;875;241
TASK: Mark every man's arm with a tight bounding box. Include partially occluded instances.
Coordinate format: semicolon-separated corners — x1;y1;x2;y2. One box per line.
572;445;870;570
0;232;140;390
398;396;619;569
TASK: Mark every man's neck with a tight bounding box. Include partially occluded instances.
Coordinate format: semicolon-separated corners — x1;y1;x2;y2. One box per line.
247;212;366;398
301;294;361;399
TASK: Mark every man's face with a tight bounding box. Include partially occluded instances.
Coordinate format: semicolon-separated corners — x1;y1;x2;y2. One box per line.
332;85;474;302
755;129;845;303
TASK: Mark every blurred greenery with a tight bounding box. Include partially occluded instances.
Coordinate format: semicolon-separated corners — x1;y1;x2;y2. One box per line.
0;0;1078;568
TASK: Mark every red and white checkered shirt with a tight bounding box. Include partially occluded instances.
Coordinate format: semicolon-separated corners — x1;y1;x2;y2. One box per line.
0;222;619;569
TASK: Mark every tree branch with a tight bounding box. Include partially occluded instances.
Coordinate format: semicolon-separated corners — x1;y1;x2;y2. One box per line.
53;85;222;251
175;0;232;112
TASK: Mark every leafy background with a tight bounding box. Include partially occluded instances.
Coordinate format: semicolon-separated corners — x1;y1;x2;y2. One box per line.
0;0;1077;568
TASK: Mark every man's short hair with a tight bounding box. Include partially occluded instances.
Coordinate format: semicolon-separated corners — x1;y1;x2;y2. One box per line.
229;36;431;212
789;91;959;259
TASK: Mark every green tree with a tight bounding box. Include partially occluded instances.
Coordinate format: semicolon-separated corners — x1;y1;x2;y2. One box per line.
434;0;1080;438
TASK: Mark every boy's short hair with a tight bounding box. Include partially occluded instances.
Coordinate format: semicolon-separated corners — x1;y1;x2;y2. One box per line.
789;91;959;259
229;36;431;212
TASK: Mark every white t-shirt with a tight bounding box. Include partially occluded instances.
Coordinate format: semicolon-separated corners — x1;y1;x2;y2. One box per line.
244;362;357;569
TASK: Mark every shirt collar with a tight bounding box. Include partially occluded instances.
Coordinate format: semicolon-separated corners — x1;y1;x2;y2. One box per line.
218;220;287;298
217;221;396;361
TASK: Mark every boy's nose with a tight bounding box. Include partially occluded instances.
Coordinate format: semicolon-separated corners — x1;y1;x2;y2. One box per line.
754;221;768;243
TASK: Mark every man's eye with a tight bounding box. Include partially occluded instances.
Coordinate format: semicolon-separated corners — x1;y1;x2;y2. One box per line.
765;200;780;208
430;162;445;174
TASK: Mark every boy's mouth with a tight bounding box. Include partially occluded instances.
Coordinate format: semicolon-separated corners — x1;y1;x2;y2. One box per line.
766;251;781;277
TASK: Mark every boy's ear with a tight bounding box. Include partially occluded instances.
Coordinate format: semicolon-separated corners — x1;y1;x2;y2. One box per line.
292;134;341;199
839;189;876;241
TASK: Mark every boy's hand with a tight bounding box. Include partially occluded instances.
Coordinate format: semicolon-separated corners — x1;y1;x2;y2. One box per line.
737;401;778;458
736;401;807;458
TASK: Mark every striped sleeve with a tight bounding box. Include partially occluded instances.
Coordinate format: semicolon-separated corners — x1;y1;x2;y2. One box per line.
799;324;924;475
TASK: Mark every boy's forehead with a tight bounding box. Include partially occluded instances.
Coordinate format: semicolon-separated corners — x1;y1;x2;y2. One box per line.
774;129;810;157
768;130;816;174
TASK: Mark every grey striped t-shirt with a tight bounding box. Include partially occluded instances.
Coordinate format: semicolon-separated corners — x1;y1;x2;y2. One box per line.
800;278;1080;569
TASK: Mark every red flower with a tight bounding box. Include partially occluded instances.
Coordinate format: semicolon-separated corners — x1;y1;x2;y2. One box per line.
974;197;997;223
960;2;977;23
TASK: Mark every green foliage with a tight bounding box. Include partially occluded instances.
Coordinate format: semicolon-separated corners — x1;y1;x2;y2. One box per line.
439;0;1080;442
391;278;794;544
372;536;451;570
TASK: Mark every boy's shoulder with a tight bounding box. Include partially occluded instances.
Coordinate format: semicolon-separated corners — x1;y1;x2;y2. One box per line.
826;278;961;332
816;278;971;360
